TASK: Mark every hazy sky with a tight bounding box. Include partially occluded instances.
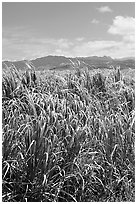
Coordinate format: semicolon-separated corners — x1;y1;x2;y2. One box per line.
2;2;135;60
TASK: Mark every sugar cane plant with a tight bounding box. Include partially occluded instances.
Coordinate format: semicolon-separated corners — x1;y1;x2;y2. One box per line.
2;65;135;202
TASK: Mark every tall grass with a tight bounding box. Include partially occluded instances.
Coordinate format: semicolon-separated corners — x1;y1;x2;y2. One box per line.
2;65;135;202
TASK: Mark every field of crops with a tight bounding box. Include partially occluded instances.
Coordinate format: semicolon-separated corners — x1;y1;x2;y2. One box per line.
2;65;135;202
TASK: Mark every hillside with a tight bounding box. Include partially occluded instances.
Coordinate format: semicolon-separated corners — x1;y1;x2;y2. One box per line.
2;55;135;71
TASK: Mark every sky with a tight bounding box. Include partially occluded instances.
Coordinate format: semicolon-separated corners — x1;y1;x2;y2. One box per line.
2;2;135;61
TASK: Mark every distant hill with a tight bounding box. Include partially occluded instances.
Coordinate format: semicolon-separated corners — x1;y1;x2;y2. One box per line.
31;55;71;70
2;55;135;71
115;57;135;61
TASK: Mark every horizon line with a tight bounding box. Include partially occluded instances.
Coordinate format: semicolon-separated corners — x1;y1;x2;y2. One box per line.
2;54;135;62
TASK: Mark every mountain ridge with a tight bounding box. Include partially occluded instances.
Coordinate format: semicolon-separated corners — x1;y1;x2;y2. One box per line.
2;55;135;71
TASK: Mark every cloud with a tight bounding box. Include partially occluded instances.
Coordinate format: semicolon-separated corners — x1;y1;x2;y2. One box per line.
91;19;99;24
2;26;74;60
76;37;85;42
2;22;135;61
97;6;112;13
108;16;135;50
71;40;134;58
57;38;73;49
108;16;135;36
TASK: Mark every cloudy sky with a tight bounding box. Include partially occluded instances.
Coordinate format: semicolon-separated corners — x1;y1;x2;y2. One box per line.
2;2;135;61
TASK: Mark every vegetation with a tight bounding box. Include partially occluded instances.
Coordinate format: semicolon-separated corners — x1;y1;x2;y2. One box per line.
2;64;135;202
